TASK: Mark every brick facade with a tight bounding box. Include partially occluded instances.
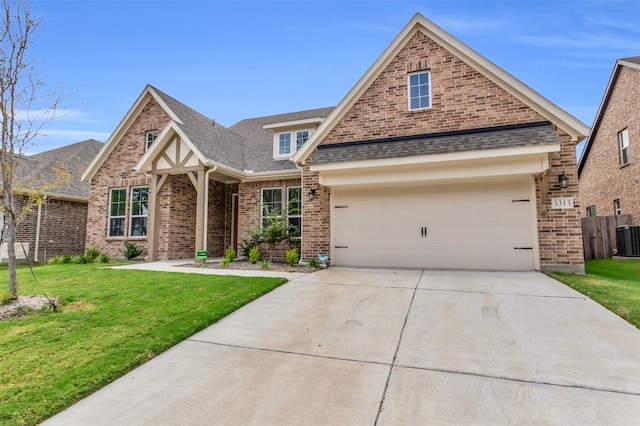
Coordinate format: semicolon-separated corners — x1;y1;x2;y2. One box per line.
13;195;88;261
579;65;640;223
301;30;584;271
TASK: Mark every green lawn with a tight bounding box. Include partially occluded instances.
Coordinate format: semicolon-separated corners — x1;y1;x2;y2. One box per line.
0;263;287;426
549;258;640;329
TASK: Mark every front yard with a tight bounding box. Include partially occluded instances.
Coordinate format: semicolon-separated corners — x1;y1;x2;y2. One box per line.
0;263;287;426
549;258;640;329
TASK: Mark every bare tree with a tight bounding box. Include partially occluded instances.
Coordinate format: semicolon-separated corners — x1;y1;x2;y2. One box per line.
1;0;65;299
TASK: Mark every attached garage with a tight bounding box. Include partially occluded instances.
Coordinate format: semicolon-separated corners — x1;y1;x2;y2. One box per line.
331;179;537;271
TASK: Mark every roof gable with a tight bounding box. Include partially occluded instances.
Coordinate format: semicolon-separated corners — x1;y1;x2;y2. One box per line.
578;57;640;175
293;13;589;165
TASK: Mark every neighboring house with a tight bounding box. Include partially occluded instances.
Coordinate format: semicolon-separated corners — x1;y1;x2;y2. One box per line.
1;139;103;262
83;14;588;273
578;57;640;223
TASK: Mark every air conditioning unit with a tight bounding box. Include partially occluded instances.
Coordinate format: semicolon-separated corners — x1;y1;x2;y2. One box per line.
616;226;640;257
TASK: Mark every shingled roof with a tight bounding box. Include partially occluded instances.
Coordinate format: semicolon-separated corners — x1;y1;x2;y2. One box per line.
230;107;334;172
312;122;559;165
17;139;103;200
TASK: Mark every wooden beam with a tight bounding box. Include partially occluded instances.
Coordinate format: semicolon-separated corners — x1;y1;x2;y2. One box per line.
538;171;549;216
147;174;160;261
194;169;206;258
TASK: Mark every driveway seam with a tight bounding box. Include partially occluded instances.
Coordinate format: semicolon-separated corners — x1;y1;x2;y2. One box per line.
296;280;418;290
185;338;392;368
392;364;640;397
373;269;424;426
417;287;586;299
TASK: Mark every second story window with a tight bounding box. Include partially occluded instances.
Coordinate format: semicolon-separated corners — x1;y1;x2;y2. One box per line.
619;128;629;165
275;130;311;158
408;71;431;111
146;131;158;151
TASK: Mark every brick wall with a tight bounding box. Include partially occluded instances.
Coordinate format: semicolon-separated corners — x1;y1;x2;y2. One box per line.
300;29;584;271
13;195;88;261
579;65;640;224
322;31;545;145
86;98;168;258
238;178;301;259
156;174;197;260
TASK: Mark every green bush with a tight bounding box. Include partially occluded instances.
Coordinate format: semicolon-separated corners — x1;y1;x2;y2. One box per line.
224;247;236;262
73;255;89;264
248;246;260;264
122;241;143;261
61;255;73;264
260;260;270;270
219;258;231;267
307;257;320;269
0;291;12;305
98;254;111;263
286;247;299;266
48;256;61;265
85;246;100;260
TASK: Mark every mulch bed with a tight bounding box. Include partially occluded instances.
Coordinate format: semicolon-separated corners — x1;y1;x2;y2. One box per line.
0;296;50;322
185;260;320;274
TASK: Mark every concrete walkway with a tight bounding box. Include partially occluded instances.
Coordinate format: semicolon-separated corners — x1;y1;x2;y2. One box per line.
44;268;640;425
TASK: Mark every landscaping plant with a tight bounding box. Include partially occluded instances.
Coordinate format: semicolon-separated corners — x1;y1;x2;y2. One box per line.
248;246;260;264
122;241;143;261
286;247;299;266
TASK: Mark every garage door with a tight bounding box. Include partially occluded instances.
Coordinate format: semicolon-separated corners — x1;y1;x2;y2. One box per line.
331;180;536;271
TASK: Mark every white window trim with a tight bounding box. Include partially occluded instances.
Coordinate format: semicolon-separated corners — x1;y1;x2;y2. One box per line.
108;188;127;238
287;186;302;238
129;186;149;238
261;187;283;229
619;128;629;165
273;129;312;160
408;70;432;111
145;131;158;151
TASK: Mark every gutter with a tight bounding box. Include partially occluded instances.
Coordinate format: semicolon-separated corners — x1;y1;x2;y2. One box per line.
34;203;42;262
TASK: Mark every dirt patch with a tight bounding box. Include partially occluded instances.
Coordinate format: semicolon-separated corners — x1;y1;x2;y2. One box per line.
0;296;50;322
185;260;320;274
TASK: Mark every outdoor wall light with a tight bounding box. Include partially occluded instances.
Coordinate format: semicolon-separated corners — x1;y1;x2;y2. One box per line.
559;172;569;188
308;187;317;201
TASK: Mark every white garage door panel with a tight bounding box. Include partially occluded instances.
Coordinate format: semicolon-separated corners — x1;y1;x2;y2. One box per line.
332;181;535;271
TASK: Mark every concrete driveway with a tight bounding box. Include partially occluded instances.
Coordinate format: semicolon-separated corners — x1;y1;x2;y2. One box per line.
44;268;640;425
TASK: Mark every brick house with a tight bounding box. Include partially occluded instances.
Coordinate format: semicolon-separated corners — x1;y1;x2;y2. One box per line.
83;14;588;273
578;57;640;223
1;139;103;262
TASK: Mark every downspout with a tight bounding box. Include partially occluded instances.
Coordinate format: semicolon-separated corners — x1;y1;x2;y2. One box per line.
34;203;42;262
203;164;218;252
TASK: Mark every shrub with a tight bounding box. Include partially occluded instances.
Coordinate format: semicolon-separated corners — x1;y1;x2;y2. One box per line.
85;246;100;260
0;291;12;305
219;258;231;267
72;255;88;264
122;241;143;261
224;247;236;262
286;247;299;266
308;257;320;269
61;255;73;264
98;254;111;263
248;246;260;264
48;256;61;265
260;260;269;270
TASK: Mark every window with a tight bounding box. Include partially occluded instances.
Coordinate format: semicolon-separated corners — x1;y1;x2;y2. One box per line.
408;71;431;110
614;199;622;215
130;187;149;237
586;206;597;217
275;130;311;158
108;188;127;237
296;131;309;150
146;131;157;151
278;133;292;155
619;128;629;165
261;188;282;227
288;187;302;237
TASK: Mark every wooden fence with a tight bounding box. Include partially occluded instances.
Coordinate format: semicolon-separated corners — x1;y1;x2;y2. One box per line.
581;215;632;260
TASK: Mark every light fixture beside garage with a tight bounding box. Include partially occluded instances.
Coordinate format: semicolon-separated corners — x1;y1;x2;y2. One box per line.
559;172;569;188
308;187;317;200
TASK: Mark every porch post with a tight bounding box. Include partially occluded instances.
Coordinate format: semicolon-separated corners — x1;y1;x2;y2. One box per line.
147;174;160;261
194;168;206;258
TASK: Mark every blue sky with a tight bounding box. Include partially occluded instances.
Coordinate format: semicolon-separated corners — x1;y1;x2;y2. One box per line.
26;0;639;156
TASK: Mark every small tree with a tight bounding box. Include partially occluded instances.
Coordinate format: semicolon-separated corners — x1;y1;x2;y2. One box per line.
0;0;66;299
261;209;293;261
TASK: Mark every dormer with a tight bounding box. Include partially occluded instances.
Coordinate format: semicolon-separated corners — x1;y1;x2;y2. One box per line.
263;117;325;160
